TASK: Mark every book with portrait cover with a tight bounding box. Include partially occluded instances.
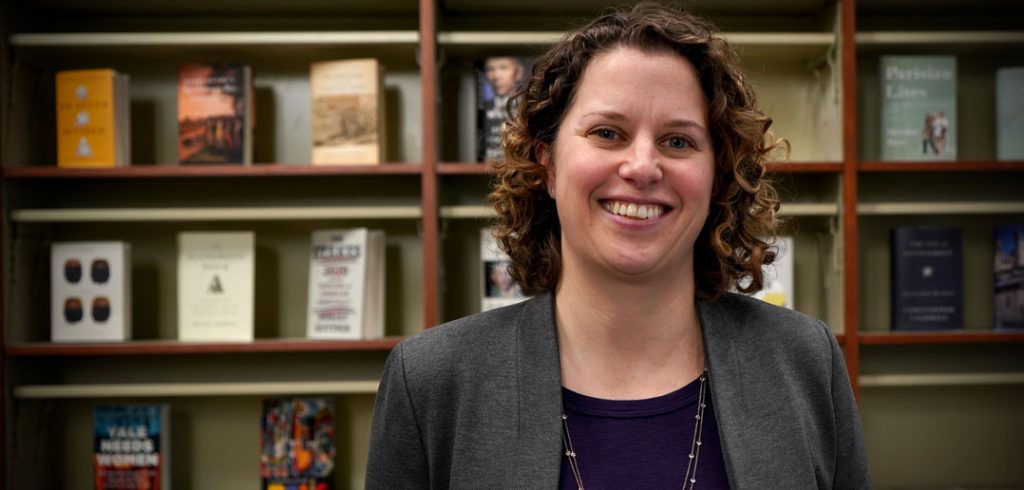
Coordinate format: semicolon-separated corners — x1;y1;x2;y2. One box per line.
260;398;335;490
307;229;384;340
177;63;253;164
310;59;385;165
56;68;131;167
994;224;1024;330
880;56;957;161
996;67;1024;161
177;231;254;341
51;241;131;342
94;404;171;490
891;227;963;330
480;228;528;312
475;56;532;163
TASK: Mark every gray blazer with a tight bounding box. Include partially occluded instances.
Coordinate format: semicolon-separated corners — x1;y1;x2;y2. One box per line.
367;292;870;489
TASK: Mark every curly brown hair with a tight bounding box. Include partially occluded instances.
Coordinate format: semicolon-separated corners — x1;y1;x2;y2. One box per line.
489;1;784;301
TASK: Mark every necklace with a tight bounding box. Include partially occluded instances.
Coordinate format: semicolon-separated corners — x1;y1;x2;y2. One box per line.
560;369;708;490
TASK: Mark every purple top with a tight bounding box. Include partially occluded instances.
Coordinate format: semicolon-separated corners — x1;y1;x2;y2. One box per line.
559;375;731;489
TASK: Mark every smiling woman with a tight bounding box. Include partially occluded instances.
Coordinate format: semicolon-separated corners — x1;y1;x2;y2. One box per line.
367;3;870;489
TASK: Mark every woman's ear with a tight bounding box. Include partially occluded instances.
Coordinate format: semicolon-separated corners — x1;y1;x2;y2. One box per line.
537;142;555;199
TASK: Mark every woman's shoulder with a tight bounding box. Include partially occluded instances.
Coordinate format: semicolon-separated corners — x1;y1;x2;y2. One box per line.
701;293;836;355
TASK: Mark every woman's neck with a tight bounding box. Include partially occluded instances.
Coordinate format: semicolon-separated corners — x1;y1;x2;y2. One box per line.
554;263;706;400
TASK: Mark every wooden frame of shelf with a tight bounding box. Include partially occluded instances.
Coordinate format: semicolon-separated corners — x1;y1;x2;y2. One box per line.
2;164;424;178
4;337;405;357
858;331;1024;346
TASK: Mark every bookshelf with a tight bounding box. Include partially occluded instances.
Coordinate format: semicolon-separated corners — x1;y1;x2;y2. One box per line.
1;0;1022;488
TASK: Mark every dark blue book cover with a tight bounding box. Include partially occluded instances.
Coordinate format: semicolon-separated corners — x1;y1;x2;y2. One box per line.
891;227;963;330
994;224;1024;330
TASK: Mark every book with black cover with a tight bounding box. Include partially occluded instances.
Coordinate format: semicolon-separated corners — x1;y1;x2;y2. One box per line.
891;227;963;330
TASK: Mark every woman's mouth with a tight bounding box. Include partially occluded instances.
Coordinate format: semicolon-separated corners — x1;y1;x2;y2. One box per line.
601;200;666;220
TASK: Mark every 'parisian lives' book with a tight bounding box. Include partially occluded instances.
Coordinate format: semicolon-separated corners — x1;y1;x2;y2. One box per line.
177;63;253;165
56;68;131;167
94;404;171;490
260;397;335;490
51;241;131;342
880;56;957;161
994;224;1024;330
891;227;963;330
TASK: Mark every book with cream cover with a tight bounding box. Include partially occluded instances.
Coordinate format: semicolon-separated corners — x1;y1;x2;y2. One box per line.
307;228;384;340
177;232;255;341
310;59;385;165
51;241;131;342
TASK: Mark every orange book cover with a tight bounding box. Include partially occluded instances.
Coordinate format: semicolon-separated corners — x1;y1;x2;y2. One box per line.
56;69;118;167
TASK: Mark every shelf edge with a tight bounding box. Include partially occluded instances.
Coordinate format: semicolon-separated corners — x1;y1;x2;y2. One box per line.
14;381;380;398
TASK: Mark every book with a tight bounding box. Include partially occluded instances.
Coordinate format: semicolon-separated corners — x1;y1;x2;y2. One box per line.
880;56;957;161
306;229;384;340
56;68;131;167
177;63;253;164
260;398;335;490
51;241;131;342
476;56;532;163
994;224;1024;330
996;67;1024;161
310;59;385;165
94;404;171;490
750;236;795;309
480;228;528;312
177;232;255;341
891;227;963;330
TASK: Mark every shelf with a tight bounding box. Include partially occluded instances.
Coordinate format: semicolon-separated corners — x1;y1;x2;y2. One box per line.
859;331;1024;345
10;206;424;222
858;372;1024;388
438;162;843;175
4;337;404;357
13;381;380;399
858;161;1024;172
856;31;1024;45
2;164;423;179
439;31;834;47
856;201;1024;215
8;31;420;47
441;203;839;219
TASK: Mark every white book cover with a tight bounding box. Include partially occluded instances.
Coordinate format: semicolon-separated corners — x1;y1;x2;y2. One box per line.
997;66;1024;161
737;236;795;309
307;229;385;340
51;241;131;342
480;228;528;312
177;232;254;342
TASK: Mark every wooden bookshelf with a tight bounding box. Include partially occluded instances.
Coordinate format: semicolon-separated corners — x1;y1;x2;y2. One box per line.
2;163;424;178
859;331;1024;346
4;337;405;357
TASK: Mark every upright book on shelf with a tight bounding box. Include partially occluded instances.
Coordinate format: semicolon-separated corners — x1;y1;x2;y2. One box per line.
480;228;528;312
94;404;171;490
51;241;131;342
880;56;957;161
994;224;1024;330
56;68;131;167
891;227;963;330
475;56;532;163
177;63;253;164
996;67;1024;161
746;236;795;309
260;398;335;490
310;59;385;165
307;229;385;340
177;232;255;341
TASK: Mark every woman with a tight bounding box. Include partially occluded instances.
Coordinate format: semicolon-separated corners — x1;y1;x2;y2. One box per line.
367;3;869;488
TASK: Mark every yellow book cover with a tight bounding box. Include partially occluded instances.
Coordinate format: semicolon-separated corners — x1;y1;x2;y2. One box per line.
56;69;118;167
310;59;384;165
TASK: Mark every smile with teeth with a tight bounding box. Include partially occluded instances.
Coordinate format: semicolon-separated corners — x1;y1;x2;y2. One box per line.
602;200;666;220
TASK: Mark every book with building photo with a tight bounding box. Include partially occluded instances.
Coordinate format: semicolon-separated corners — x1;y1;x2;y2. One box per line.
56;68;131;167
177;63;253;164
94;404;171;490
51;241;131;342
994;224;1024;330
480;228;528;312
307;228;385;340
891;227;963;330
177;232;255;341
996;67;1024;161
475;56;532;162
310;59;385;165
880;56;956;161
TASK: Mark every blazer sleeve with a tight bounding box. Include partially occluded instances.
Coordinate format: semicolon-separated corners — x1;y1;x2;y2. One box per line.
827;327;872;489
366;343;430;489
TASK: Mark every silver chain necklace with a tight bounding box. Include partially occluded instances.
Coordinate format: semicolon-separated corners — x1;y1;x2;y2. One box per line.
560;369;709;490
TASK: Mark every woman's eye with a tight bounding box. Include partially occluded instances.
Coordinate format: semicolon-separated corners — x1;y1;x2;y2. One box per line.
593;128;617;140
665;137;689;149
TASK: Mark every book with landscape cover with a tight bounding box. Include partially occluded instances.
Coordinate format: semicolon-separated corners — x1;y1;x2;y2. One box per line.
177;231;255;341
94;404;170;490
891;227;963;330
310;59;385;165
56;68;131;167
475;56;532;163
307;228;384;340
996;67;1024;161
177;63;253;164
51;241;131;342
994;224;1024;330
480;228;528;312
880;56;957;161
260;398;335;490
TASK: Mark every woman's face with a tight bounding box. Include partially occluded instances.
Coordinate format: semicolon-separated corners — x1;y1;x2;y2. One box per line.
540;46;715;283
